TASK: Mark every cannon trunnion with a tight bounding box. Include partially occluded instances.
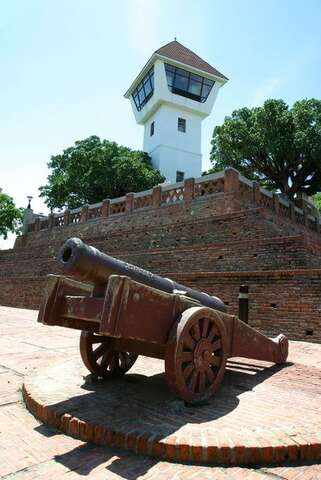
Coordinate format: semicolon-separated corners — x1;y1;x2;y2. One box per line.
38;238;288;404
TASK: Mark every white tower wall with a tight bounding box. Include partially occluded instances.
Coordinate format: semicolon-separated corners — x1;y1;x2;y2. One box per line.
143;104;202;182
125;43;227;184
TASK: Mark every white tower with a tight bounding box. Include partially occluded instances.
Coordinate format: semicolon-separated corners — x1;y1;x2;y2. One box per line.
124;40;228;183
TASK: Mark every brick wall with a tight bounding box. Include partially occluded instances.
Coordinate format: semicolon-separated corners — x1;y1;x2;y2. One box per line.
1;169;321;342
173;270;321;343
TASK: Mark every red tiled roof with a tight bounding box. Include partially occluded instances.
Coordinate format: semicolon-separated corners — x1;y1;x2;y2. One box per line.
155;40;228;81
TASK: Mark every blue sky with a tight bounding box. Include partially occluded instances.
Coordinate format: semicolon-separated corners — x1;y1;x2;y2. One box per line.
1;0;321;248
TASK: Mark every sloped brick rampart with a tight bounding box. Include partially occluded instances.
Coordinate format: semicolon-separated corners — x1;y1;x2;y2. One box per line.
1;169;321;342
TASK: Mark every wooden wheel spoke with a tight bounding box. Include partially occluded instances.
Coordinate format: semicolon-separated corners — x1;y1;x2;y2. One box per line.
100;351;113;370
114;352;122;369
207;325;217;342
184;332;196;350
202;318;209;338
181;351;193;363
191;322;201;341
116;352;123;369
205;366;215;383
119;352;127;368
183;363;194;381
199;371;206;393
210;354;221;367
212;339;222;352
120;352;130;369
127;353;136;364
188;369;198;392
109;354;118;371
93;343;108;361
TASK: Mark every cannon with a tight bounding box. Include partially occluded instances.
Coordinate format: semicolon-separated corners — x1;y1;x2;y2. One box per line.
59;237;226;312
38;237;288;404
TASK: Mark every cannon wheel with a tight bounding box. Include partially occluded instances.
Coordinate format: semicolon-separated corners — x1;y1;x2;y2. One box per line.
165;307;228;404
80;331;138;378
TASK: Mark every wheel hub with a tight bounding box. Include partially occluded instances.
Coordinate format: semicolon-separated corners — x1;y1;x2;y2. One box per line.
193;339;214;371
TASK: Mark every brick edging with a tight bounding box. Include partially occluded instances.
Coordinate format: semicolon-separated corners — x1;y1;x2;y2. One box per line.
22;382;321;466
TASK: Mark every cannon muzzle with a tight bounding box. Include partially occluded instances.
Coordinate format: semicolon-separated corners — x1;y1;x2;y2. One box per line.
60;237;226;313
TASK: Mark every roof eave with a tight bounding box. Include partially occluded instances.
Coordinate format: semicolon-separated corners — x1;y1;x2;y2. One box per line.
155;53;228;84
124;54;156;98
124;52;228;98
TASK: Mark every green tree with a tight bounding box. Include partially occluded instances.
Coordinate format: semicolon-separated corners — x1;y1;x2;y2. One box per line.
312;192;321;212
208;99;321;199
0;190;23;239
39;136;165;210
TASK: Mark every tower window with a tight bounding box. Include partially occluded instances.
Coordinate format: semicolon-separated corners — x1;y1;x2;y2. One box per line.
178;118;186;133
176;171;185;182
132;68;154;111
165;63;215;103
150;121;154;136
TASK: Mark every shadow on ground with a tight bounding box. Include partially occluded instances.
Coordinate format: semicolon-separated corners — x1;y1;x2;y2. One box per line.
54;443;158;479
36;359;291;477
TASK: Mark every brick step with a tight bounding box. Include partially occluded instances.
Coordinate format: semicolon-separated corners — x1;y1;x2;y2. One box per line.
2;234;320;278
23;346;321;465
19;207;293;251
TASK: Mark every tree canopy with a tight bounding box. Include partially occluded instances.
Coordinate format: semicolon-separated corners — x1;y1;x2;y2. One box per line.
312;193;321;212
0;190;23;239
208;99;321;200
39;136;165;210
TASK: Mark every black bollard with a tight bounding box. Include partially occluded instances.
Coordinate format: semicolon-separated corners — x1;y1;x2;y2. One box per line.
238;285;249;324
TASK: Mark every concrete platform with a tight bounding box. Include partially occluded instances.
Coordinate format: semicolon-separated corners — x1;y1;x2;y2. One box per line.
23;334;321;466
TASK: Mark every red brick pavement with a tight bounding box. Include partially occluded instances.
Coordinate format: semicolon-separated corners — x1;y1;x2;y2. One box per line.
23;351;321;465
1;306;321;479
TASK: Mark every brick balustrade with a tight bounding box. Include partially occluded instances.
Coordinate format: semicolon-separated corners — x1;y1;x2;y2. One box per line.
25;168;321;238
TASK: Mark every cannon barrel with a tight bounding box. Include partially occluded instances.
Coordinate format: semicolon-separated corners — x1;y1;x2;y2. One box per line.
60;237;226;313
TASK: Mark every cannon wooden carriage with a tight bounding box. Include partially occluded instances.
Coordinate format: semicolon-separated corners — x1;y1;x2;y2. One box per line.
38;237;288;404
